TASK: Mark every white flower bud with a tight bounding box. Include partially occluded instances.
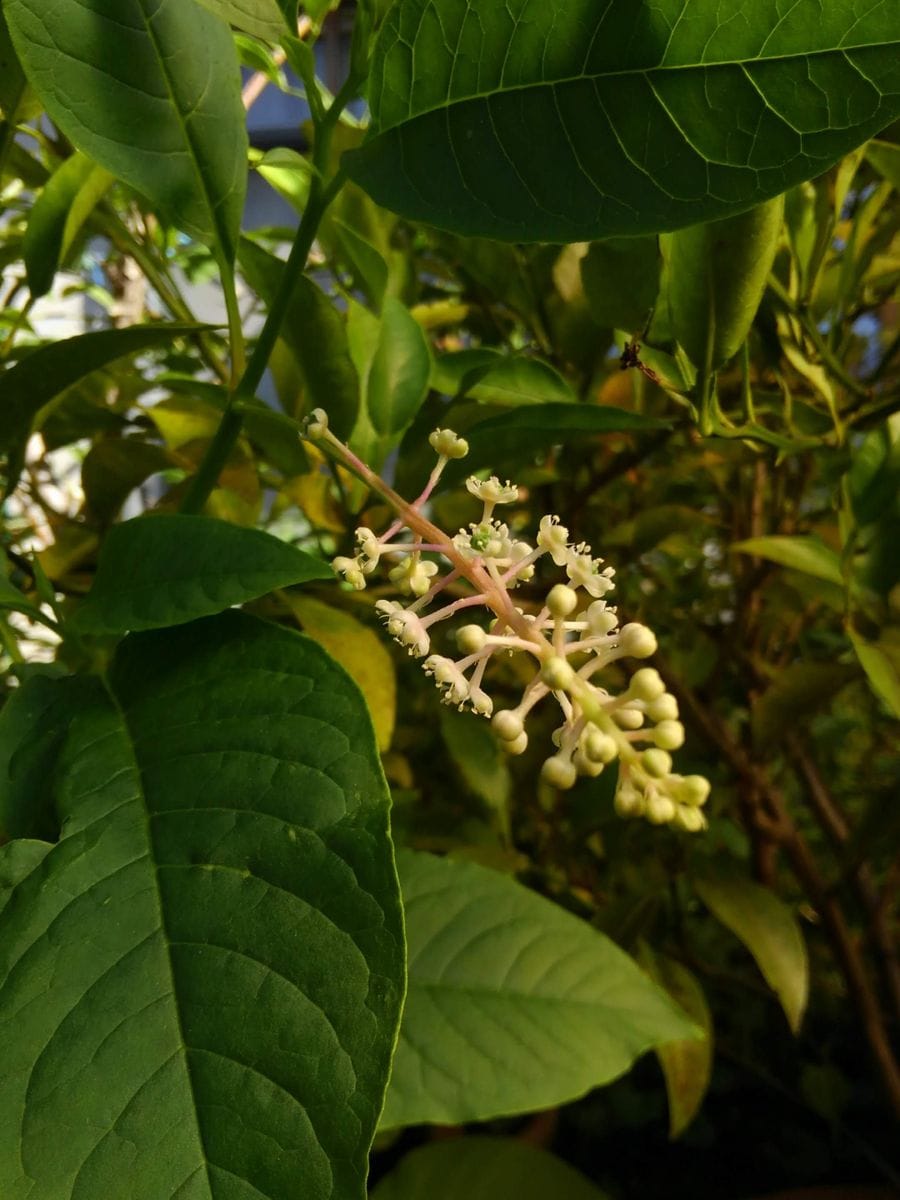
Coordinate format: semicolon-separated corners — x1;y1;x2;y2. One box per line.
547;584;578;618
678;775;711;807
541;656;576;691
502;731;529;755
614;786;644;818
646;791;677;825
573;749;605;778
456;624;487;654
424;655;469;705
584;729;618;764
673;804;706;833
613;706;644;730
493;710;524;741
541;754;577;790
646;693;679;722
429;428;469;458
355;527;381;573
619;622;658;658
305;408;329;437
630;668;665;702
388;555;438;596
509;541;535;583
642;748;673;778
654;720;685;751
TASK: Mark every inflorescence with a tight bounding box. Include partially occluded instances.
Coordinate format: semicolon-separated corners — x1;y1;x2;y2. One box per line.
308;410;709;832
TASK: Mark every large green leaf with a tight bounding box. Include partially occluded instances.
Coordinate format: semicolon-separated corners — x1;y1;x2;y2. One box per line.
381;850;696;1129
347;0;900;241
0;324;207;494
694;871;809;1033
445;403;671;482
5;0;247;262
70;514;331;636
364;297;432;437
372;1138;610;1200
0;611;405;1198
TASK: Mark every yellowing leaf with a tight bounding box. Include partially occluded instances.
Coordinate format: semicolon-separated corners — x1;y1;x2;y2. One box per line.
287;595;396;751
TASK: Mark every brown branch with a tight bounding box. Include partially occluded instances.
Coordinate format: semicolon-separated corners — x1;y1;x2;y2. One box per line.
657;658;900;1122
787;735;900;1027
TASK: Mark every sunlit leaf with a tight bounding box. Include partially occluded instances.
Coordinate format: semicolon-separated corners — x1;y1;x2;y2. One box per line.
731;535;843;586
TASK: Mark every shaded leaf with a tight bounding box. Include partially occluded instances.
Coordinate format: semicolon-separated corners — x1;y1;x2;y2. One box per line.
440;708;510;836
347;0;900;241
239;238;359;439
731;535;843;586
23;151;114;297
381;849;697;1129
848;626;900;719
5;0;247;261
694;871;809;1032
372;1137;610;1200
82;438;173;522
70;514;331;636
751;662;859;746
639;945;713;1139
366;297;432;436
445;403;671;482
0;324;207;494
252;147;313;215
459;355;576;407
287;595;396;752
865;139;900;190
0;611;405;1199
581;236;661;332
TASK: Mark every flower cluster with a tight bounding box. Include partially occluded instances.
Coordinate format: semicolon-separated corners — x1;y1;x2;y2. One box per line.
311;411;709;832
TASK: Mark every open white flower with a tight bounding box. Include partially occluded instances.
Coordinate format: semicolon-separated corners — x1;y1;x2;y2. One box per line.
565;545;615;597
388;554;439;596
355;527;382;573
453;519;511;561
537;515;570;565
333;555;366;590
466;475;519;505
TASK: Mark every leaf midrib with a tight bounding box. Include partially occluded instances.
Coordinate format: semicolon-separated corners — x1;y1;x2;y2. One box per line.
104;681;216;1200
373;39;895;134
138;0;232;258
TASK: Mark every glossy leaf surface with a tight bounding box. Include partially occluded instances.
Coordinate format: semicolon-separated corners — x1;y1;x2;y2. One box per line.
381;850;696;1129
5;0;247;261
71;514;331;636
0;612;405;1199
347;0;900;241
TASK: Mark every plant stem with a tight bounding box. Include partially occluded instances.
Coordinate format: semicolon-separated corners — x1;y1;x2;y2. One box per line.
179;71;359;516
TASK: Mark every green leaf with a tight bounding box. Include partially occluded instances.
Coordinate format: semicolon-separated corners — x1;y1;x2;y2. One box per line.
446;403;671;482
365;297;432;436
70;514;331;636
193;0;288;40
0;7;27;118
286;595;397;752
329;217;390;310
848;626;900;719
866;139;900;190
81;438;173;523
381;849;697;1129
440;708;510;836
0;611;405;1198
372;1138;610;1200
5;0;247;262
23;151;114;297
0;675;91;840
0;569;49;628
731;535;843;586
347;0;900;242
751;661;859;746
459;356;576;408
253;147;313;216
0;324;206;495
581;237;661;332
238;238;360;439
638;945;712;1139
694;871;809;1033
